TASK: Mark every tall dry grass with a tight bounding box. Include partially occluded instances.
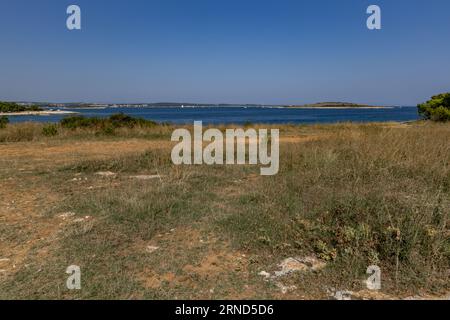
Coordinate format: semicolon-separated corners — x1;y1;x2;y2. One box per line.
54;122;449;294
220;123;449;292
1;121;449;298
0;121;175;142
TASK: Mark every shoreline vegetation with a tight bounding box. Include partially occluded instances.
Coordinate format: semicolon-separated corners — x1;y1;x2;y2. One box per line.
0;101;43;113
0;101;79;116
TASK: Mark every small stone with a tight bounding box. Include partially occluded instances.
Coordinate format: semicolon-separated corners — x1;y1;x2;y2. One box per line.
258;271;271;279
327;288;353;300
275;282;297;294
274;256;326;277
129;175;161;180
95;171;117;177
58;212;76;220
146;245;159;253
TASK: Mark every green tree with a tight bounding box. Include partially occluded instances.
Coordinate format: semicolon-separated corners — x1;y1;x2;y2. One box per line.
418;93;450;122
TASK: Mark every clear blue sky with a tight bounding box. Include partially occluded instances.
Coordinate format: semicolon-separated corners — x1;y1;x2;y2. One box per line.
1;0;449;105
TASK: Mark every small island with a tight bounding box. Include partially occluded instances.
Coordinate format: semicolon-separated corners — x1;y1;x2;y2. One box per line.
285;102;391;109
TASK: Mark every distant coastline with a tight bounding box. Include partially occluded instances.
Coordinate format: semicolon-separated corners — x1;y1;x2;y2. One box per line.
3;101;400;110
285;102;392;109
0;110;79;116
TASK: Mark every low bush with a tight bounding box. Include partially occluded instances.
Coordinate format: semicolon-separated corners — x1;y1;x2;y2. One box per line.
60;113;157;130
0;116;9;129
42;124;58;136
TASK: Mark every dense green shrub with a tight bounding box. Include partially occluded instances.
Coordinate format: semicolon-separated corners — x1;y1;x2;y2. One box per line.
0;116;9;129
418;93;450;122
42;124;58;136
108;113;157;128
60;116;101;129
60;113;157;130
0;102;42;113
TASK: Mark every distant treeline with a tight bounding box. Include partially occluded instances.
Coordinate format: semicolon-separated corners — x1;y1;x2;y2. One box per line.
0;102;42;113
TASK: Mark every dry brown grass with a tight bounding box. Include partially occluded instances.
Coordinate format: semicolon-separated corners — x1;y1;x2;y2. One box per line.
0;121;449;299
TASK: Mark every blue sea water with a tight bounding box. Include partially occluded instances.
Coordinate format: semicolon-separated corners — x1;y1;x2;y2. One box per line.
7;106;419;125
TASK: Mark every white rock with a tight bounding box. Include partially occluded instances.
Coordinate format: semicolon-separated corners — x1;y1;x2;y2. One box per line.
146;245;159;253
258;271;271;279
58;212;76;220
331;290;353;300
129;175;161;180
275;281;297;294
274;256;326;277
95;171;117;177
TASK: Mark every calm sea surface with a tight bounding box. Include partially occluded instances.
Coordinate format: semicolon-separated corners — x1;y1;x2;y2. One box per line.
7;106;419;125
